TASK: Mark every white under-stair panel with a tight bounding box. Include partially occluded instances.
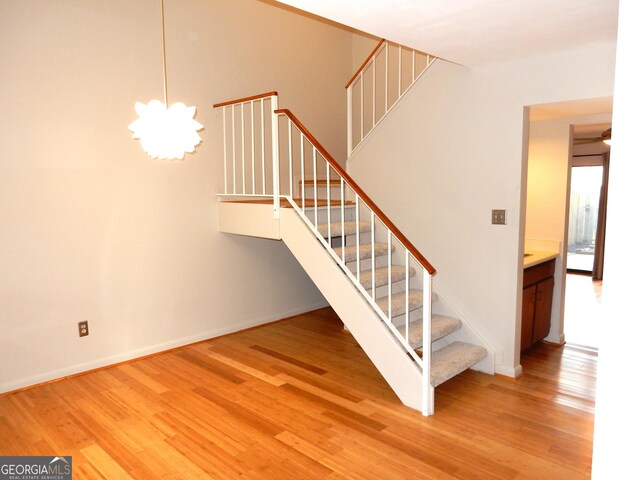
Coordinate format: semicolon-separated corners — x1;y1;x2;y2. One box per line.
217;202;280;239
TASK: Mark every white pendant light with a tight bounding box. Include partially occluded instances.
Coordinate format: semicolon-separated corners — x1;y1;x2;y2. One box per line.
129;0;203;160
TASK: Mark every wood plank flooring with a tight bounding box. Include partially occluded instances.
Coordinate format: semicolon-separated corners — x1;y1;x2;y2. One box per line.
0;308;595;479
564;273;602;348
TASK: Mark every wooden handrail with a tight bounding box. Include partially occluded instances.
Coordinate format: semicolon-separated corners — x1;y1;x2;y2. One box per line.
213;91;278;109
274;108;436;275
345;38;386;89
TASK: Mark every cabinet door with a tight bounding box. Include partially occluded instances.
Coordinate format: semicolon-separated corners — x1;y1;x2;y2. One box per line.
532;277;555;344
521;284;536;351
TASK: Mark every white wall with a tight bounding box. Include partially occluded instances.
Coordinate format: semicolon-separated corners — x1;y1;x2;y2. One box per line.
351;33;380;72
0;0;353;392
593;0;640;475
525;113;611;345
347;42;616;376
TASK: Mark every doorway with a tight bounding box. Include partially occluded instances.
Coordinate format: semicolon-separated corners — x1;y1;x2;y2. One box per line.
563;123;611;348
567;163;604;274
568;124;611;280
523;110;612;356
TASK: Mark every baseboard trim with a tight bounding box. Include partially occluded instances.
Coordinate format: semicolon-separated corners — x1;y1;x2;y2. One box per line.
494;364;523;380
0;301;329;396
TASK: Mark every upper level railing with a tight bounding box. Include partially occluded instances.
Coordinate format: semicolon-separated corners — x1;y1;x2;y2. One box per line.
214;92;436;415
346;39;437;155
213;92;280;197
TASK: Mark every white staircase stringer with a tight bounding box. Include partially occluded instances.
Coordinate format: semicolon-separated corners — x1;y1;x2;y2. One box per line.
279;208;423;411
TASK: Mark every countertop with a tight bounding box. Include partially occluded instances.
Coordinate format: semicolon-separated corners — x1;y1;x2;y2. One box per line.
523;250;559;268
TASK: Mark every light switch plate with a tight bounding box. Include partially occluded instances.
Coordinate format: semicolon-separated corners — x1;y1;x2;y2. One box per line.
492;209;506;225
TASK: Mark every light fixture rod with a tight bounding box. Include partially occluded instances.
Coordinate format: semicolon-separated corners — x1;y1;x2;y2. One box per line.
160;0;168;106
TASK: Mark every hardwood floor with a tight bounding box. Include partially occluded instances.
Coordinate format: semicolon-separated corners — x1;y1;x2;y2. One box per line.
0;308;595;479
563;273;603;348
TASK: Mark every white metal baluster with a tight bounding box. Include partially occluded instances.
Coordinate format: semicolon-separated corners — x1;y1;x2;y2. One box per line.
405;249;410;342
287;121;293;197
384;43;389;113
241;103;246;194
371;210;375;300
300;132;305;216
387;230;392;319
313;149;318;228
271;96;280;219
359;75;364;143
261;99;266;194
347;86;353;155
231;105;236;194
287;122;293;198
355;195;360;283
422;269;433;416
398;45;402;98
223;106;228;194
326;163;331;247
412;50;416;82
340;178;345;263
372;55;377;127
251;102;255;194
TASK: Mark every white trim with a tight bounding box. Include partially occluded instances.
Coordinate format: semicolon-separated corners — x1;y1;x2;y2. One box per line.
0;301;329;395
495;364;523;379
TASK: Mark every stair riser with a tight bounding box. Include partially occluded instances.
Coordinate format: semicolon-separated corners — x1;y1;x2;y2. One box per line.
361;276;410;291
378;295;423;318
338;250;392;263
317;222;372;238
300;185;344;200
299;203;356;227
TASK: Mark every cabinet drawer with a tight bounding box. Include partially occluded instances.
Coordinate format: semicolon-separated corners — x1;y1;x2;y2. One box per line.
523;259;556;286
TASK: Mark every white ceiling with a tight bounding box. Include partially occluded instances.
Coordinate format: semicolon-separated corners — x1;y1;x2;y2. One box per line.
274;0;619;66
529;97;613;122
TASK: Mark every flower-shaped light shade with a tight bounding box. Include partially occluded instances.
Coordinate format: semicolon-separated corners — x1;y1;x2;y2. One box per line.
129;100;203;160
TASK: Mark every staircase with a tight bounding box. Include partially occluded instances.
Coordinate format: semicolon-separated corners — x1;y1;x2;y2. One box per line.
213;90;489;416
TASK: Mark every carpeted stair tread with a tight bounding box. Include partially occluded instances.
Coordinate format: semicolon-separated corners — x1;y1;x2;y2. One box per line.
358;265;416;290
406;315;462;349
317;221;372;238
376;290;439;317
430;341;487;387
334;243;394;262
377;289;422;317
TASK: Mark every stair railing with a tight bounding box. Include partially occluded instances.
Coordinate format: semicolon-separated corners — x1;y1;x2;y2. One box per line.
214;93;436;415
213;92;281;219
346;39;438;155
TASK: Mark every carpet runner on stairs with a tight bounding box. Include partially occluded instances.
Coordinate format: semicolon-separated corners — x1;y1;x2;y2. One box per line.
315;217;488;390
430;341;487;387
333;243;395;262
317;221;372;237
408;314;462;349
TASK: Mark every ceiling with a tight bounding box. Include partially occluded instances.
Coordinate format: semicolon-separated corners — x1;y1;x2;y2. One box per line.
529;97;613;122
573;122;611;139
274;0;619;66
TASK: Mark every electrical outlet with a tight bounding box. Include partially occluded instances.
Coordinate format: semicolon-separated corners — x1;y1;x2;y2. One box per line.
78;321;89;337
492;209;506;225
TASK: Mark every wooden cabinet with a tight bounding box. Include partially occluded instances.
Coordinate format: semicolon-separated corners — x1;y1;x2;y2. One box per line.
521;259;556;351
